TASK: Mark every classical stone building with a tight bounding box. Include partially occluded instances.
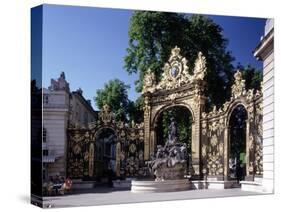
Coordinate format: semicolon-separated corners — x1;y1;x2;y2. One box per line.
252;19;274;193
42;72;97;180
69;89;97;127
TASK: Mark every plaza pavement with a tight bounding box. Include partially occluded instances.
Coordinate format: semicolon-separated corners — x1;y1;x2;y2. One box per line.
42;188;265;208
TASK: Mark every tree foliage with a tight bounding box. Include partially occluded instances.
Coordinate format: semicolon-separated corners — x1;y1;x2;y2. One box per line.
127;96;144;123
94;79;130;122
124;12;235;109
95;11;263;138
156;106;192;152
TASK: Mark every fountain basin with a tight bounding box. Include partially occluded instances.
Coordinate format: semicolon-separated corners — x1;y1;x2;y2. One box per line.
131;179;191;193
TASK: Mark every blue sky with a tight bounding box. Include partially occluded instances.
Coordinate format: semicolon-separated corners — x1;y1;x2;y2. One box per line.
42;4;266;110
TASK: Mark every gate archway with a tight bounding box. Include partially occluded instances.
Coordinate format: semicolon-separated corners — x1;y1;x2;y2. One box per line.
67;104;145;180
201;70;263;182
154;105;193;147
154;105;194;174
94;127;117;181
142;47;207;178
228;104;248;181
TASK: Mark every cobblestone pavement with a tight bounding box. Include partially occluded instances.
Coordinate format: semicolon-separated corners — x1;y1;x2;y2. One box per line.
42;188;265;208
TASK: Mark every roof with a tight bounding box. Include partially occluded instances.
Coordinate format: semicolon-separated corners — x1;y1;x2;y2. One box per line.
253;27;274;60
71;91;97;115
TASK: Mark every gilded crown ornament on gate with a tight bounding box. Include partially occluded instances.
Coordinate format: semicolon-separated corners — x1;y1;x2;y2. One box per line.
142;46;207;93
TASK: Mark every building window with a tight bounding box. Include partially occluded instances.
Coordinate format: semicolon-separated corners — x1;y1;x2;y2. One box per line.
43;166;46;181
43;94;49;104
43;128;47;143
43;149;49;156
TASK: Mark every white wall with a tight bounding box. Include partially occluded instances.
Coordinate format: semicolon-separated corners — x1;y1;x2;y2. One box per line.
262;51;274;193
262;19;274;193
43;89;69;178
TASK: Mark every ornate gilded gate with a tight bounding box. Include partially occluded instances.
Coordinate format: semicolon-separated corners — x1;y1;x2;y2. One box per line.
67;46;263;182
142;46;263;181
142;47;207;178
200;71;263;180
67;104;145;180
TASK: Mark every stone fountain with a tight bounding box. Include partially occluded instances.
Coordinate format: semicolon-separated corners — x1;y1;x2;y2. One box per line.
131;118;191;193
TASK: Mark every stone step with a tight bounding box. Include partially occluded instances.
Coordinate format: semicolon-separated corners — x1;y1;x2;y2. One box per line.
254;177;263;184
191;180;240;190
131;179;191;193
113;179;132;188
240;180;264;193
72;181;96;190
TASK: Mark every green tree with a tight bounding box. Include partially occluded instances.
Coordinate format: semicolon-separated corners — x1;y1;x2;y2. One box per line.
156;106;192;152
124;12;235;109
127;96;144;123
94;79;130;122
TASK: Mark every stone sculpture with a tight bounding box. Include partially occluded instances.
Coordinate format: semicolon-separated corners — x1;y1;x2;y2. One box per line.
147;119;188;181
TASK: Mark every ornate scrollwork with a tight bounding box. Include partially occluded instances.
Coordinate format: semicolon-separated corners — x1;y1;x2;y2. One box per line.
246;89;254;102
125;156;139;176
255;142;263;175
202;144;207;157
129;143;137;153
205;133;224;175
138;129;144;141
249;135;254;150
247;103;255;122
68;104;146;179
116;142;121;177
248;162;254;173
193;52;207;82
208;118;225;137
67;159;84;178
153;91;192;104
202;120;207;136
210;134;218;147
143;96;151;119
88;143;94;177
128;129;137;141
143;69;156;94
207;153;223;175
70;133;85;143
231;70;246;99
193;83;204;106
156;46;191;90
256;102;263;134
73;144;82;155
255;101;263;175
142;46;207;93
99;104;113;124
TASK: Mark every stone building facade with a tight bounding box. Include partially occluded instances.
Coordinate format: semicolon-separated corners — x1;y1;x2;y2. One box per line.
253;19;274;193
42;72;97;180
69;88;97;127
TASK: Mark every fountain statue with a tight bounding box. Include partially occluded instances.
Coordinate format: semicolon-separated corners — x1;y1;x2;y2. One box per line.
167;117;178;145
131;118;190;192
146;118;188;181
